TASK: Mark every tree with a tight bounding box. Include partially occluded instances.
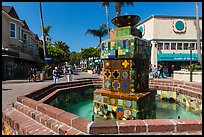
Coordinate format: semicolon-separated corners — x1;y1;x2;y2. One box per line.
70;52;81;66
39;2;47;58
101;2;110;37
43;25;52;36
52;41;70;63
85;24;108;45
115;2;134;17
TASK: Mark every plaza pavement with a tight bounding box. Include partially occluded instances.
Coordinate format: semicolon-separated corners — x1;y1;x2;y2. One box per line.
2;72;102;110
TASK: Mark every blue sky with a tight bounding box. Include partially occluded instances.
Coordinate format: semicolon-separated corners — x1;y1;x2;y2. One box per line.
2;2;202;52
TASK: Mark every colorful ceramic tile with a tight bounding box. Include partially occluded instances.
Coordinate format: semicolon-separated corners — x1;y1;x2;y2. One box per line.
110;98;116;105
122;82;128;90
133;101;137;109
124;110;131;118
105;80;111;88
126;100;131;108
104;69;111;78
108;105;112;111
97;96;101;102
112;70;120;79
122;60;129;68
132;110;137;118
118;99;123;106
112;81;120;90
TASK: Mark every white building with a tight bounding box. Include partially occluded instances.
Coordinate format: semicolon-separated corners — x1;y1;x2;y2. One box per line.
136;15;202;76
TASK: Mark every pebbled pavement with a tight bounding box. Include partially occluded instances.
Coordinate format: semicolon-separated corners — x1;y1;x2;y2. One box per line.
2;72;102;110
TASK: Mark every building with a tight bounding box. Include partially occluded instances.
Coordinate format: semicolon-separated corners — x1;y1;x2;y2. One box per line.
40;34;52;46
136;15;202;76
2;6;43;80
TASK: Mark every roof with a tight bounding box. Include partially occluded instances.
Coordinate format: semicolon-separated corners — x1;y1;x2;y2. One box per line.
21;20;30;31
32;34;41;41
136;15;202;27
2;5;20;20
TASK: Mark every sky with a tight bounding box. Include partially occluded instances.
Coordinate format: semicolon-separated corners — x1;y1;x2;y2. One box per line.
2;2;202;52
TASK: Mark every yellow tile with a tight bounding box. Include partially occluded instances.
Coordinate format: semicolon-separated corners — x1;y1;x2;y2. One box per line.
162;91;168;95
172;92;176;99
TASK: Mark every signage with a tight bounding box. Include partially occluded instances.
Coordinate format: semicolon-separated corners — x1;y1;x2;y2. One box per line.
157;53;200;61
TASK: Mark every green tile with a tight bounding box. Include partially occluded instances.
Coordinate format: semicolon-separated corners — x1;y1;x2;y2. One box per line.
108;105;112;111
132;110;137;118
118;99;123;106
133;101;137;109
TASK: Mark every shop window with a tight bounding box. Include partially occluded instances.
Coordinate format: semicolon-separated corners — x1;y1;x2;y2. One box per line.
177;43;182;50
158;43;163;50
196;43;202;50
171;43;176;50
164;43;170;50
183;43;189;50
190;43;195;50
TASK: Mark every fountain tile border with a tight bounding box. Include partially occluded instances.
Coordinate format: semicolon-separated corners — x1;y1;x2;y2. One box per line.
2;79;202;135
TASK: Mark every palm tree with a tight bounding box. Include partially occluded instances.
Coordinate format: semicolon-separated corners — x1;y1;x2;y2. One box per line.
101;2;110;37
39;2;47;58
115;2;134;17
53;41;70;54
85;24;108;45
43;25;52;36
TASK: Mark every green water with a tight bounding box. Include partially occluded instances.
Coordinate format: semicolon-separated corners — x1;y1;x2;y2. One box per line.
65;99;202;120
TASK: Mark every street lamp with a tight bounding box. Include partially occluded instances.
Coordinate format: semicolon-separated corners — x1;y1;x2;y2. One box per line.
188;45;193;82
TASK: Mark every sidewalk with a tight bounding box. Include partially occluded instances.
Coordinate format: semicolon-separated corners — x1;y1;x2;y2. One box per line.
2;72;102;110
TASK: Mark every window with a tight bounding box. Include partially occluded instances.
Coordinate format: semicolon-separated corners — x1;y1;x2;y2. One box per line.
177;43;182;50
190;43;195;50
158;43;163;50
171;43;176;50
196;43;202;50
10;22;16;38
23;33;27;40
183;43;189;50
164;43;170;50
18;27;22;40
29;36;32;46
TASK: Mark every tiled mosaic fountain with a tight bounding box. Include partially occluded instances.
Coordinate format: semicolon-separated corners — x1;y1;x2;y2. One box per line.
93;15;157;120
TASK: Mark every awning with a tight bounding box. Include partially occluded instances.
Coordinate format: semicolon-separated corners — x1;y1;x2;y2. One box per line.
157;53;201;61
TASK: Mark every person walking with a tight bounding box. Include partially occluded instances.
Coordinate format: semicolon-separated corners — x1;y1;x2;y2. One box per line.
28;68;33;82
152;65;157;78
158;64;164;78
66;67;73;82
32;68;37;82
52;67;59;83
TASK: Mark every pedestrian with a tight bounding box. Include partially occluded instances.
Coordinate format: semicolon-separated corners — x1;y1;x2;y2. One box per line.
52;67;59;83
152;65;157;78
28;68;33;82
158;64;164;78
32;68;37;82
66;67;73;82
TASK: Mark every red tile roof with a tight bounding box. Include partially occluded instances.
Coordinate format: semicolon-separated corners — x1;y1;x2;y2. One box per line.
2;5;20;20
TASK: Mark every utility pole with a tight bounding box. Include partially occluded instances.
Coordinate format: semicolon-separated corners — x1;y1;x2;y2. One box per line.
195;2;201;66
39;2;47;59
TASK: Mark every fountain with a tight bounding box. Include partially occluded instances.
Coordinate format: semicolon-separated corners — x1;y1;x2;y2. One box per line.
93;15;157;120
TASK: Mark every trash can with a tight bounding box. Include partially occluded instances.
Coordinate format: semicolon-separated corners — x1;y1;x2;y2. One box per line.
40;72;46;81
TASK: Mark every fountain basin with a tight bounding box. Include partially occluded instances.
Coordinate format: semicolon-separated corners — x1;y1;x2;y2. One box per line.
2;79;202;135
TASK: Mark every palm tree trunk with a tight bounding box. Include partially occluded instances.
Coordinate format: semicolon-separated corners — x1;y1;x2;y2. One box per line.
115;3;121;17
99;36;102;44
195;2;201;66
39;2;47;59
105;5;110;37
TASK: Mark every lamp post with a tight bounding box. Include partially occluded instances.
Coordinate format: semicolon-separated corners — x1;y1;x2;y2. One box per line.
188;45;193;82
